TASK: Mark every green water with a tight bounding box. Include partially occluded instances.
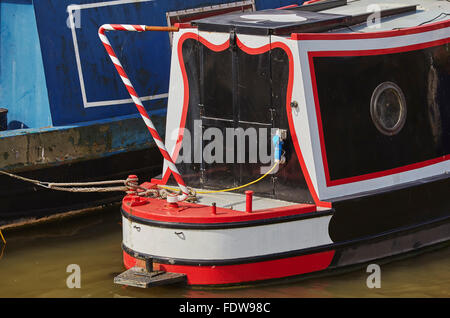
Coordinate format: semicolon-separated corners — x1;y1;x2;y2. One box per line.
0;207;448;298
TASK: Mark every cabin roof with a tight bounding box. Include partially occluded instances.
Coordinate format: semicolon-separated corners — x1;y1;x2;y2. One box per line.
325;0;450;34
192;9;348;35
193;0;450;36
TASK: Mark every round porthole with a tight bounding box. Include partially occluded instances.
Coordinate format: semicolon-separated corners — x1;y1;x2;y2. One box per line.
370;82;407;136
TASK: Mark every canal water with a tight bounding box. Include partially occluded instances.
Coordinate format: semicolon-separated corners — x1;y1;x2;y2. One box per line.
0;206;448;298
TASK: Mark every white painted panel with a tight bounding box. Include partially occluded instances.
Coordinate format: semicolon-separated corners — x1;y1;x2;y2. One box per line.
123;215;333;260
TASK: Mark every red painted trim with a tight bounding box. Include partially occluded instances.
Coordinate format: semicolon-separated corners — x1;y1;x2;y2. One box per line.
276;4;299;10
328;156;449;187
303;0;322;5
124;192;317;224
307;38;450;187
292;19;450;40
123;250;137;269
173;23;196;29
157;32;331;207
123;249;335;285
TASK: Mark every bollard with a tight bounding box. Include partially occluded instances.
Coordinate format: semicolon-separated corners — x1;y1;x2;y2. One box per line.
211;202;217;215
245;191;253;213
167;194;179;208
126;175;139;195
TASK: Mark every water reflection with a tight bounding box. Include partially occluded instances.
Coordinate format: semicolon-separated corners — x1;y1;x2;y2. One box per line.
0;207;448;298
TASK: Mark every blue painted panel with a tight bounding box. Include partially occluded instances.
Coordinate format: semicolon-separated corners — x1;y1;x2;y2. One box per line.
0;0;52;129
33;0;300;126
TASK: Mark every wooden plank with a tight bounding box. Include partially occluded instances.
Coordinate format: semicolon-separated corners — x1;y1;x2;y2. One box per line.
293;0;348;13
114;267;187;288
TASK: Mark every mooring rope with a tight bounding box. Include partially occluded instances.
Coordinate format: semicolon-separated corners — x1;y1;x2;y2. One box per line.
0;153;281;202
0;170;128;192
0;170;198;201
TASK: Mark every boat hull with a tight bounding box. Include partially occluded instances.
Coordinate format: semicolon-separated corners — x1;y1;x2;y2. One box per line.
0;113;166;227
1;0;299;227
121;214;449;286
116;3;450;287
119;177;449;286
0;146;162;227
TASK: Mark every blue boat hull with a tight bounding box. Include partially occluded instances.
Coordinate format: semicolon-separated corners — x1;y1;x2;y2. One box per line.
0;0;301;226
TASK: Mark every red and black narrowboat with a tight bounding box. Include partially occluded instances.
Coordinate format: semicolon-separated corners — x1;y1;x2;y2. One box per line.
113;0;450;287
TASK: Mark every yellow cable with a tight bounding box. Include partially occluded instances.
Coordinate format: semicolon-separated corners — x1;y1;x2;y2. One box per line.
0;244;5;261
0;229;6;244
159;161;280;195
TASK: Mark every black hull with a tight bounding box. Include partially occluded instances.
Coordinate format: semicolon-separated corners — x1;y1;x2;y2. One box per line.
274;218;450;288
0;146;162;227
329;215;450;270
329;176;450;242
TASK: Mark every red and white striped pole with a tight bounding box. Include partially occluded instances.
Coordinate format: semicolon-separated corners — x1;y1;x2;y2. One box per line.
98;24;188;202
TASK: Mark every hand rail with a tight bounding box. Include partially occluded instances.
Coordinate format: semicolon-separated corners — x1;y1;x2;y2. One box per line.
98;24;188;202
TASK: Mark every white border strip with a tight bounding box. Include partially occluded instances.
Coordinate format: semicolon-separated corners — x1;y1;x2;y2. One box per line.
67;0;168;108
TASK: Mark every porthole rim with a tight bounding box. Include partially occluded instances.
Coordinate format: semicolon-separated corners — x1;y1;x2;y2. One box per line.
370;81;407;136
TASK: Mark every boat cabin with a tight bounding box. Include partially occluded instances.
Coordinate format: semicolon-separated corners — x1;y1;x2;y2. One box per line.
158;0;449;205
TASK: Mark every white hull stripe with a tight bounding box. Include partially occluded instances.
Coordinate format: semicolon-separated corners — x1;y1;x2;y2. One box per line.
122;215;333;261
